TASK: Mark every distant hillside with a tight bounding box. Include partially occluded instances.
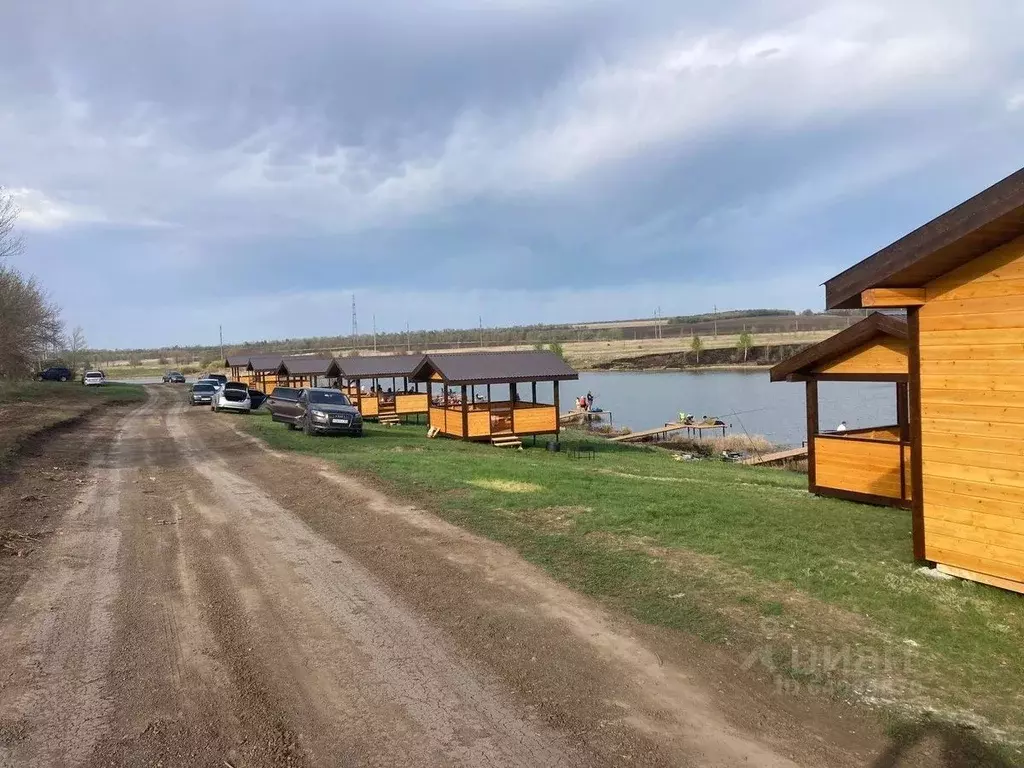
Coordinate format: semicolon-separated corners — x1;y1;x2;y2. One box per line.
86;309;871;367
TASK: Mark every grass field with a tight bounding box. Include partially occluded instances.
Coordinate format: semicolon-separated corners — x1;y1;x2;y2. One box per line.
239;412;1024;752
0;381;147;466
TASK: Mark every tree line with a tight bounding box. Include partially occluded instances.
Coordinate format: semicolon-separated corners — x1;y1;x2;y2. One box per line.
0;188;81;380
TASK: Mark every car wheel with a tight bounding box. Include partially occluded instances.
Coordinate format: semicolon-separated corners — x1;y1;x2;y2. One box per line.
59;376;68;382
243;409;251;415
303;418;315;436
287;423;298;431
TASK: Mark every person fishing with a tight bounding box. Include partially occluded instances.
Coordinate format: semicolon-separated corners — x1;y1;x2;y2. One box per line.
586;391;594;411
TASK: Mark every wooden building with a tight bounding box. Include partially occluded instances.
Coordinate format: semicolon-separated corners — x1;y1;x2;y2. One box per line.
800;166;1024;593
277;357;341;389
246;354;284;391
335;354;427;421
409;351;578;442
771;313;911;508
225;355;253;384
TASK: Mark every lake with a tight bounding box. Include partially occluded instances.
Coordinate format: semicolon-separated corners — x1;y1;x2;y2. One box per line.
569;370;898;447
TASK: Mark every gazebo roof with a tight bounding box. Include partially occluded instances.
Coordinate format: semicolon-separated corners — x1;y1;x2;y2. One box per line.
409;351;578;386
225;354;253;367
247;354;284;373
769;313;908;382
335;354;425;380
278;356;340;376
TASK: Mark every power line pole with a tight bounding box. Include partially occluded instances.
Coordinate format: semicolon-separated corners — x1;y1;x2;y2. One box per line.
219;325;224;362
372;314;377;353
351;294;358;349
713;304;718;338
479;316;484;348
406;321;411;352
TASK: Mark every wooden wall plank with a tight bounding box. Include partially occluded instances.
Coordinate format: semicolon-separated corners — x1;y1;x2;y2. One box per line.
814;337;908;375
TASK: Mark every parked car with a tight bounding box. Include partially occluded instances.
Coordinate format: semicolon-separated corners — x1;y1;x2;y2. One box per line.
271;387;362;436
248;388;268;410
163;371;186;384
188;381;217;406
266;387;301;425
38;366;73;382
203;373;228;386
212;381;251;413
83;370;106;386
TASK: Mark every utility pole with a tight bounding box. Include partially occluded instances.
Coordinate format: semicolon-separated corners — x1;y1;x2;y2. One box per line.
219;325;224;363
713;304;718;338
351;294;358;350
479;316;484;348
406;321;411;352
372;314;377;353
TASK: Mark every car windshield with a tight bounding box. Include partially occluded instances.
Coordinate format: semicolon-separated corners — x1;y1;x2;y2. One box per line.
85;372;102;377
193;384;215;392
308;390;350;405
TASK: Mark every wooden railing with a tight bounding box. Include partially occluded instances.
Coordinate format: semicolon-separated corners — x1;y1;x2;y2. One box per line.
814;432;911;504
429;401;558;439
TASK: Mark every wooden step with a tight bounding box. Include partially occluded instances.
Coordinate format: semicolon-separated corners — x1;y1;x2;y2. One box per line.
378;415;401;426
427;426;441;438
491;435;523;449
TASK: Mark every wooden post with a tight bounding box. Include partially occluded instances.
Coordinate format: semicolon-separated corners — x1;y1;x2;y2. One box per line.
553;380;560;439
486;383;491;402
896;382;910;443
907;309;926;562
531;381;537;403
806;379;818;492
897;381;909;502
443;380;449;435
461;384;469;439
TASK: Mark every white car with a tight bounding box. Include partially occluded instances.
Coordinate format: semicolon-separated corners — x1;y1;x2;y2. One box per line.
212;381;252;413
83;370;106;386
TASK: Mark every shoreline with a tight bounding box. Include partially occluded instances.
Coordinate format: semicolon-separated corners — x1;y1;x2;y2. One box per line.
573;362;771;374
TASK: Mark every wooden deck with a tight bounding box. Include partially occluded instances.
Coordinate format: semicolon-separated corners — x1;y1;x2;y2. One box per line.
740;446;808;466
608;422;688;443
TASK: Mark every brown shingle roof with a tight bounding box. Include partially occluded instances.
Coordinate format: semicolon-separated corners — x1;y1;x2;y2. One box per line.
278;357;340;376
825;166;1024;309
247;354;284;372
409;351;578;385
225;354;252;367
769;313;908;382
335;354;425;380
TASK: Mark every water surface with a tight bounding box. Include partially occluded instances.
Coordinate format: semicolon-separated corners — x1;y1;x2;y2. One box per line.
569;370;897;447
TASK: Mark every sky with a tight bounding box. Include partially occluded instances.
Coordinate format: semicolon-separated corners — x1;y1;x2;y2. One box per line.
2;0;1022;349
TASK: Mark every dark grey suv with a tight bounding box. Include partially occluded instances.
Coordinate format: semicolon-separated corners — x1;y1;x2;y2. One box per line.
268;387;363;436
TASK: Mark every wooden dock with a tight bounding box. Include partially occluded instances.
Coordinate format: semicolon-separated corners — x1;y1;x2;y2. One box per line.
740;446;808;466
608;422;688;443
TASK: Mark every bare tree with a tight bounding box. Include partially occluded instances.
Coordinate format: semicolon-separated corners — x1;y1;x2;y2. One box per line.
66;325;87;377
0;189;65;378
0;188;24;263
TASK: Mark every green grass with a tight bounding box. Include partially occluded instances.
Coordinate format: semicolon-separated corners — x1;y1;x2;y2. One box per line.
0;380;147;405
240;412;1024;749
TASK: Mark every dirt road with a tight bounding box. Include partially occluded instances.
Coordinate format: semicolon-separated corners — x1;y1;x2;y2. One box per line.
0;386;893;767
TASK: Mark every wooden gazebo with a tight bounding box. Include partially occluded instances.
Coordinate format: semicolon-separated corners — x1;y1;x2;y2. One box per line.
225;354;253;383
771;313;910;508
246;354;284;391
277;357;341;389
409;351;578;443
335;354;428;422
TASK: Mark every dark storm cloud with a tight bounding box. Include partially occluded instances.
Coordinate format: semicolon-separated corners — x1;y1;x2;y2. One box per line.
1;0;1022;347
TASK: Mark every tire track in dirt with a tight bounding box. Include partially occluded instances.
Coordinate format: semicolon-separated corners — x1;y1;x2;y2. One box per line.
0;398;153;767
85;395;308;767
166;391;587;766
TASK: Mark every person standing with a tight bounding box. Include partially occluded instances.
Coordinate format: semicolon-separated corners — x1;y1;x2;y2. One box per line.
586;391;594;411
